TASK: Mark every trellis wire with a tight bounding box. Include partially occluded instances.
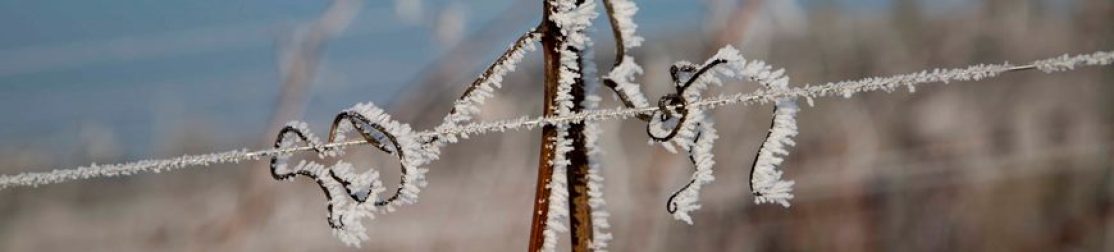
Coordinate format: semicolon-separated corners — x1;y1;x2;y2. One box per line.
0;50;1111;190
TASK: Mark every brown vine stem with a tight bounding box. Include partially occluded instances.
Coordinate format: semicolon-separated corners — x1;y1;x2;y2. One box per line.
566;48;594;252
531;0;593;251
527;0;559;250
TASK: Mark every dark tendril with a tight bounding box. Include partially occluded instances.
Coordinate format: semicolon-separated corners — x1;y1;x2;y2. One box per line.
270;108;413;229
666;126;703;214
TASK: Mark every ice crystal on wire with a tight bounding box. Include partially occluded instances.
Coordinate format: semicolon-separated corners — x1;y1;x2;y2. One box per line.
0;148;258;190
1034;51;1114;73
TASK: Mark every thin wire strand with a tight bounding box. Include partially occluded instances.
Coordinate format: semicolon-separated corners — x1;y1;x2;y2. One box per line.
1;50;1111;190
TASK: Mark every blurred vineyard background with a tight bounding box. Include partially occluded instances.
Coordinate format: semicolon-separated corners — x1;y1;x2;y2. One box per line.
1;0;1112;251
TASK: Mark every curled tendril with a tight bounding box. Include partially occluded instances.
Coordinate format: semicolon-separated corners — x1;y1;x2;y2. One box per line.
270;103;429;245
649;46;800;220
645;60;725;143
326;111;410;207
665;123;702;214
646;94;688;141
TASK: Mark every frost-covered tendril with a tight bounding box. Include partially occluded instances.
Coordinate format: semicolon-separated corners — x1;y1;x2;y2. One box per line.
601;0;650;113
270;102;432;247
652;45;799;224
602;0;643;49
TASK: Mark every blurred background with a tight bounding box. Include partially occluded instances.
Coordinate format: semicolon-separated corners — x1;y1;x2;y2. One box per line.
1;0;1112;251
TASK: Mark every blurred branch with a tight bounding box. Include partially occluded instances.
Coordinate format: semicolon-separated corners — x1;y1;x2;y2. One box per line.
267;0;363;135
225;0;364;247
709;0;764;53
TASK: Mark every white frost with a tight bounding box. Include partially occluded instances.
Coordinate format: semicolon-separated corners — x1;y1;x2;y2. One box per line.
667;122;718;224
656;45;800;223
607;57;650;108
270;102;434;247
434;31;540;146
607;0;644;49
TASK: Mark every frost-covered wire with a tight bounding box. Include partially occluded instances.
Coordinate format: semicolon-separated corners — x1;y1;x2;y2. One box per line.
429;50;1114;140
1;50;1110;196
0;149;258;190
2;50;1110;192
1034;51;1114;73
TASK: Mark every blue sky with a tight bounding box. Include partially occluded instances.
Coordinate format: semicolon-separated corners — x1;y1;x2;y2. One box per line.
0;0;976;158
